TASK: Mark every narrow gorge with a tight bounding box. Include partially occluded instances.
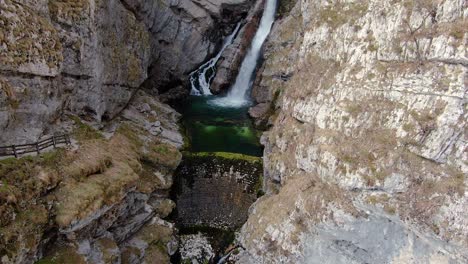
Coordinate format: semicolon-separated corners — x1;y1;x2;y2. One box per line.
0;0;467;264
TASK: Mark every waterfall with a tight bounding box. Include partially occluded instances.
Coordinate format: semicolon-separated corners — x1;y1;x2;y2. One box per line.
211;0;277;107
190;23;241;95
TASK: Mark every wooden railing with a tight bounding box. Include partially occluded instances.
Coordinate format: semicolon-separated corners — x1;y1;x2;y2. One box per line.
0;134;71;158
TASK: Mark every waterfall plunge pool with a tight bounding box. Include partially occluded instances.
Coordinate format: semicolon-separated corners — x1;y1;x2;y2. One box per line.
171;0;278;261
178;95;263;157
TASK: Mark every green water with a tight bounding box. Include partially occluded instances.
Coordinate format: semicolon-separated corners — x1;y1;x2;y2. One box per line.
179;95;263;157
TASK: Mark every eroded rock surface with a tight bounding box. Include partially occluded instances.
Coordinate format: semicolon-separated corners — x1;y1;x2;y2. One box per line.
241;0;467;263
0;0;151;145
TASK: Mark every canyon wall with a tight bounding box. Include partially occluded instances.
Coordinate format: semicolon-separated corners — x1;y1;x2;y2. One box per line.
242;0;467;263
0;0;253;145
122;0;254;98
0;0;256;263
0;0;152;144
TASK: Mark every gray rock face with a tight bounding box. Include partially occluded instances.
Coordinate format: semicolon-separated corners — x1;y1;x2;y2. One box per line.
122;0;255;96
0;0;255;145
300;211;463;264
0;0;151;145
240;0;468;263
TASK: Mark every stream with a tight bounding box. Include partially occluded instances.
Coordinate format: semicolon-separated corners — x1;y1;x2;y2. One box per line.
171;0;277;262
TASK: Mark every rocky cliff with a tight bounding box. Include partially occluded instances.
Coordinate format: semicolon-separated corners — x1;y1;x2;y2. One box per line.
241;0;467;263
0;91;184;263
0;0;257;263
0;0;151;145
0;0;254;145
2;0;467;263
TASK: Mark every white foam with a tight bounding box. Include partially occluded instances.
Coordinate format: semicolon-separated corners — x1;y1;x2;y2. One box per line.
190;23;241;95
213;0;277;107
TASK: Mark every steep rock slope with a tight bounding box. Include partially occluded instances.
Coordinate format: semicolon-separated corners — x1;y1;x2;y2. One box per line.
241;0;467;263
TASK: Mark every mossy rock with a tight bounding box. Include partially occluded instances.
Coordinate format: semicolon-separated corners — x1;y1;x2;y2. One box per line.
183;152;262;164
48;0;90;24
35;244;86;264
70;116;104;141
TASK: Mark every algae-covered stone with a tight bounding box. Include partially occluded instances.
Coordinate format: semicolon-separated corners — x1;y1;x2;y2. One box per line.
35;244;86;264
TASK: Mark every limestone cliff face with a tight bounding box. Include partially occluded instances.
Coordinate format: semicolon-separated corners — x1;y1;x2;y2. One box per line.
242;0;467;263
0;0;254;145
0;0;151;145
121;0;254;97
0;0;257;263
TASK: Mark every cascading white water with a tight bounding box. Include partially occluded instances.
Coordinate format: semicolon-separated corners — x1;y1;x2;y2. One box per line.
211;0;277;107
190;23;241;95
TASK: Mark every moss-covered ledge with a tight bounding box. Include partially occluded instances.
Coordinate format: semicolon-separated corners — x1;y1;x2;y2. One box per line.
183;151;262;164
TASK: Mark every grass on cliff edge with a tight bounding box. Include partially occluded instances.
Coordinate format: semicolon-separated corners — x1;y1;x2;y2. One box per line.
1;118;181;259
70;115;104;141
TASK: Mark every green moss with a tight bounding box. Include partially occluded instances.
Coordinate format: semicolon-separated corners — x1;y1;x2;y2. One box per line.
0;149;64;189
254;174;264;198
35;246;86;264
70;116;103;141
154;145;169;154
449;23;465;40
127;55;142;84
0;2;62;68
402;123;415;132
116;123;143;148
344;101;364;117
35;258;56;264
384;205;396;215
368;43;379;52
48;0;90;22
410;109;437;124
145;143;181;169
185;152;262;164
116;122;182;169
